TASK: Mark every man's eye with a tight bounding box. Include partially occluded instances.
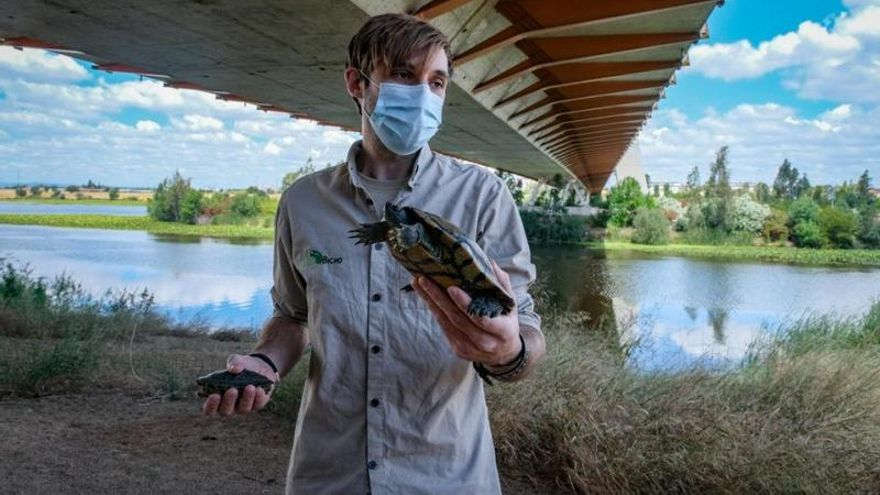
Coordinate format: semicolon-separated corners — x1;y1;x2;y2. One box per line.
432;80;446;89
394;71;413;79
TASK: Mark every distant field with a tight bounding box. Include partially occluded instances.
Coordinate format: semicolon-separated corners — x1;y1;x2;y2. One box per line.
0;188;152;203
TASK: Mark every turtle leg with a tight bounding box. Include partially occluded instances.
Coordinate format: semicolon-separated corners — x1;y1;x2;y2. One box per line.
467;294;507;319
349;221;390;246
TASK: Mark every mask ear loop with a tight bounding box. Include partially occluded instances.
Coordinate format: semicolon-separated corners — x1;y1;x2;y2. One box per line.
358;70;379;118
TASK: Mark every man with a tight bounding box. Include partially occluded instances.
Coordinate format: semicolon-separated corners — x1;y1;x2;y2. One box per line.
202;13;546;494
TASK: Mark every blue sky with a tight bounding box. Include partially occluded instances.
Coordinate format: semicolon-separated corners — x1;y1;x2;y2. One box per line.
0;0;878;188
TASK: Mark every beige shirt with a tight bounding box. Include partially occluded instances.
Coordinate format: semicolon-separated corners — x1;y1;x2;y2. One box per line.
272;141;541;495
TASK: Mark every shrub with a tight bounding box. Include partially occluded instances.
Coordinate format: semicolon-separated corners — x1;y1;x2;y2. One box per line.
29;185;42;196
108;188;120;200
15;186;26;198
149;171;202;223
608;177;653;227
730;195;770;233
520;209;588;244
792;221;825;248
657;196;684;223
0;338;100;396
762;209;789;243
788;196;820;228
230;193;261;217
819;207;858;249
631;208;669;245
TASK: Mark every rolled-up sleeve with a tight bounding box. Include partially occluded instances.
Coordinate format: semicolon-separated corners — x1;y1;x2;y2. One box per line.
478;179;541;333
270;192;309;326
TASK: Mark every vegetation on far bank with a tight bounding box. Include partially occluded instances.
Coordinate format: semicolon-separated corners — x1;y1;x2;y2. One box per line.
0;214;273;239
0;197;145;207
3;262;880;492
596;241;880;266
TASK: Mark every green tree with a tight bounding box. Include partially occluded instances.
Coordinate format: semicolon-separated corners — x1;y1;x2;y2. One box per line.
15;186;26;198
702;146;733;231
762;209;789;243
108;188;120;200
149;171;201;223
282;160;317;191
29;185;42;197
179;189;203;224
793;174;811;198
230;193;261;217
819;207;858;249
788;196;821;228
792;221;825;248
608;177;652;227
496;170;526;206
685;166;701;200
772;159;799;199
631;207;669;245
754;182;771;203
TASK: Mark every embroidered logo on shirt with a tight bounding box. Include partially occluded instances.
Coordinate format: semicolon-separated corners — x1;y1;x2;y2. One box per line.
308;249;343;265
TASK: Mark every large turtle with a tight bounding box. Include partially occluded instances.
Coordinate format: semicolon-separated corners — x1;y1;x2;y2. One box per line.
196;369;274;397
349;203;514;318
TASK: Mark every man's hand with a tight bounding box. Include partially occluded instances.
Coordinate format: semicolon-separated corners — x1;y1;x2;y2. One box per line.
201;354;277;417
413;260;521;366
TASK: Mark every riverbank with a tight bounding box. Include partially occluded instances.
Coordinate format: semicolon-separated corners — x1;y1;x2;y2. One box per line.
0;214;273;240
596;240;880;266
2;263;880;493
3;213;880;266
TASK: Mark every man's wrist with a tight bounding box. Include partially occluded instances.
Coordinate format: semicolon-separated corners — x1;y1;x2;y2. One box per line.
473;333;528;385
484;334;524;369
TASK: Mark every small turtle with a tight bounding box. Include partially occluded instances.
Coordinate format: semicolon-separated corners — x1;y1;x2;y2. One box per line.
196;369;274;397
349;203;514;318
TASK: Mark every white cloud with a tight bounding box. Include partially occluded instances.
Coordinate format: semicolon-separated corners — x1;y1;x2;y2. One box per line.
689;3;880;102
637;102;880;184
171;114;224;131
136;120;161;132
0;47;89;83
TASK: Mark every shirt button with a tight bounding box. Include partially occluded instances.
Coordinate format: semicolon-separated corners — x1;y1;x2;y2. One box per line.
371;345;381;354
367;460;377;470
370;398;380;407
371;293;382;302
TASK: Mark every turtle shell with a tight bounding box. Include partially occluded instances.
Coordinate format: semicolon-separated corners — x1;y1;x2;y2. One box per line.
196;369;274;397
388;207;515;318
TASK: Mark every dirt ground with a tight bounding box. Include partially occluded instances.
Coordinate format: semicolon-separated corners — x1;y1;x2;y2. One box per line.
0;391;544;494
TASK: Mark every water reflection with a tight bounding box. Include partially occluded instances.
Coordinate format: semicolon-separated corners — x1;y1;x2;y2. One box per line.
531;246;880;370
2;225;879;369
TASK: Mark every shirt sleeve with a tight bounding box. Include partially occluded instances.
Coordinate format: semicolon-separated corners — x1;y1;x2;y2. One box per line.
270;191;309;326
478;178;542;333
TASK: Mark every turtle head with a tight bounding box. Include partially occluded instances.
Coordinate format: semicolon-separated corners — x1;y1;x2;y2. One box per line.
384;203;414;226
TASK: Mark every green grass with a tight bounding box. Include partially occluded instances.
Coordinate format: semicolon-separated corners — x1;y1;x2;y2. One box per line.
594;241;880;266
0;214;273;239
0;198;145;206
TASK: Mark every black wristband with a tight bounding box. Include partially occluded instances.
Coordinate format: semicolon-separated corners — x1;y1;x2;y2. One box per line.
473;333;528;386
248;352;278;374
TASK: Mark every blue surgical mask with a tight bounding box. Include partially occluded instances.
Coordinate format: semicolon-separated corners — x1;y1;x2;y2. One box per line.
361;74;444;156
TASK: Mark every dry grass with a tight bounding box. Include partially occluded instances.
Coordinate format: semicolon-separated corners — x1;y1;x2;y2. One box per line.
487;305;880;494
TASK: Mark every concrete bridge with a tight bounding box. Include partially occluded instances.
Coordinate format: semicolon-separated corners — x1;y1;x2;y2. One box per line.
0;0;720;192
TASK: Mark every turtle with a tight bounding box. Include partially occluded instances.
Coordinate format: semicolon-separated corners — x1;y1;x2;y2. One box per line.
349;203;515;318
196;369;274;397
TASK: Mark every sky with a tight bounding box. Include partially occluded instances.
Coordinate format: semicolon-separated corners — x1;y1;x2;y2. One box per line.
0;0;878;189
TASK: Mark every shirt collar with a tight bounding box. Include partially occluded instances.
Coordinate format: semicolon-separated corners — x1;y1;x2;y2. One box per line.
346;140;433;192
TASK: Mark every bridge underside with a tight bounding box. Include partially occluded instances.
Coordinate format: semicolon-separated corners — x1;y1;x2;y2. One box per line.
0;0;718;192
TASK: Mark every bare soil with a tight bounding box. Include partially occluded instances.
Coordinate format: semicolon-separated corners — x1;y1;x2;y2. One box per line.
0;334;544;494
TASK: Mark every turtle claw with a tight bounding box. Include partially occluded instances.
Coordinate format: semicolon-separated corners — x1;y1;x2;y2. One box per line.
400;284;414;293
349;221;391;246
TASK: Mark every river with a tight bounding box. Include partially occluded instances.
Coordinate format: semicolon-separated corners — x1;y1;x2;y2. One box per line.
2;220;878;369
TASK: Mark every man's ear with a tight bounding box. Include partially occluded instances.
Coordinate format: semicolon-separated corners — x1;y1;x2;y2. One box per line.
344;67;365;100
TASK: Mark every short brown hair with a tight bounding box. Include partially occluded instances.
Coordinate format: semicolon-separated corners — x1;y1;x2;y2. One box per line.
347;13;453;113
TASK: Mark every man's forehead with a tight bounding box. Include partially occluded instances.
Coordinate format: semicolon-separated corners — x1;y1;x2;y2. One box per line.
380;47;449;77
